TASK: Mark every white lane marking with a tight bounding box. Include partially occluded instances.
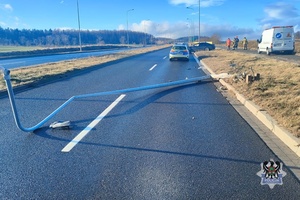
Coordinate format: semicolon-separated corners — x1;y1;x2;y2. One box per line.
149;64;157;71
61;94;126;153
163;56;167;59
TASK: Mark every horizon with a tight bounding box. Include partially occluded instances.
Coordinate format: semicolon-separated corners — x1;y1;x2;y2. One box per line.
0;0;299;40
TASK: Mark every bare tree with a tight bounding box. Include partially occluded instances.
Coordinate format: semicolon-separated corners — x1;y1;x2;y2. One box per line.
210;33;221;44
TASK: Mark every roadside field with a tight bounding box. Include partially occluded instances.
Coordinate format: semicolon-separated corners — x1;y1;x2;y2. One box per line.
197;49;300;137
0;46;46;52
0;44;171;91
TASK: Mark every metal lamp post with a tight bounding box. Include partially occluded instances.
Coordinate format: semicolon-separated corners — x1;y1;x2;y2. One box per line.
77;0;82;51
126;9;134;47
186;6;195;43
198;0;200;42
143;20;146;46
186;21;190;44
144;19;150;46
187;18;192;44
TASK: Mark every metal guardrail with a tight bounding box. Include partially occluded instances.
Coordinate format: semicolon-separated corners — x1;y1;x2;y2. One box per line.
0;66;222;132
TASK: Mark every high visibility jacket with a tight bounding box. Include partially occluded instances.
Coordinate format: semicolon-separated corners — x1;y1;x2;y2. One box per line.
226;39;231;46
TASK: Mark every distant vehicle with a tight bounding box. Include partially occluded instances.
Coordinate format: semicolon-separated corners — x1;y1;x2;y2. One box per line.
257;26;295;55
169;44;190;61
190;42;216;52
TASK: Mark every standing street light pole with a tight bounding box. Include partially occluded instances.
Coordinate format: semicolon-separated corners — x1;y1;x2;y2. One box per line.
143;20;146;46
186;23;191;45
77;0;82;51
144;19;150;46
186;19;191;44
186;6;195;43
198;0;200;42
126;9;134;47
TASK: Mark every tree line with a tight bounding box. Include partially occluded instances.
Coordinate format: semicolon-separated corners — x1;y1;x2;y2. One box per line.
0;27;159;46
1;26;299;47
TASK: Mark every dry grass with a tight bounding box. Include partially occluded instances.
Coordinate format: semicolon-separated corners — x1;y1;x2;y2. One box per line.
0;45;171;90
197;49;300;137
232;39;300;53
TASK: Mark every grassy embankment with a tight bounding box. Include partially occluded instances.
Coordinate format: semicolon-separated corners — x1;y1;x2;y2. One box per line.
0;46;46;52
197;45;300;137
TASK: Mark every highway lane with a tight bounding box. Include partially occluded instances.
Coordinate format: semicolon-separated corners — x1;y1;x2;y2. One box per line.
0;48;127;69
0;49;300;199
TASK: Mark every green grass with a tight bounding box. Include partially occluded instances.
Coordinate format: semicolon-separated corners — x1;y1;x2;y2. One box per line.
0;46;46;52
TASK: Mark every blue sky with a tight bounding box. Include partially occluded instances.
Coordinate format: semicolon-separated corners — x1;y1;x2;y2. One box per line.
0;0;300;40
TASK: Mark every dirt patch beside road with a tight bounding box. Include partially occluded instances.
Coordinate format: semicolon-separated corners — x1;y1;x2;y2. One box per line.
196;49;300;137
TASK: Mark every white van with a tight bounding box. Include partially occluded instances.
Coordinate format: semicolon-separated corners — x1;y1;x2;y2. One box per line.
257;26;295;55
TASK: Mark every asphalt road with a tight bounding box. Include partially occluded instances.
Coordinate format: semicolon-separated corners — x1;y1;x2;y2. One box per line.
0;48;127;69
0;48;300;199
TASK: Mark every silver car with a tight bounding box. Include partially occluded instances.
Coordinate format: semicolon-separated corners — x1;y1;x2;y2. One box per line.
169;44;190;61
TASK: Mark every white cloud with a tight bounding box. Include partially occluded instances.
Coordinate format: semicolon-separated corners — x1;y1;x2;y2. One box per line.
122;18;258;40
0;21;6;26
119;1;300;41
169;0;197;6
199;23;257;40
131;20;154;32
1;4;13;11
118;24;125;30
264;2;298;19
260;2;300;28
119;19;187;39
128;20;187;39
200;0;225;7
169;0;225;7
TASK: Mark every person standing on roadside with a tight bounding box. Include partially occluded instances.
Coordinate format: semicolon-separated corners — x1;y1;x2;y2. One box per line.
242;37;248;50
233;36;239;50
226;38;231;50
